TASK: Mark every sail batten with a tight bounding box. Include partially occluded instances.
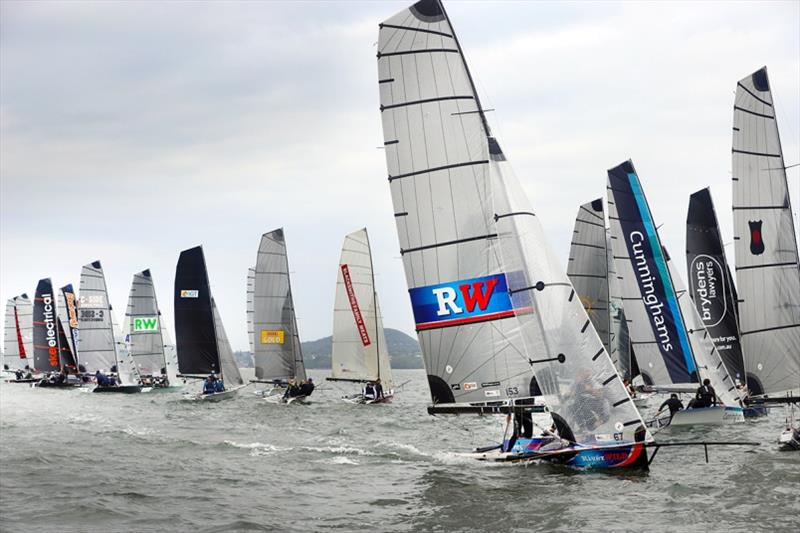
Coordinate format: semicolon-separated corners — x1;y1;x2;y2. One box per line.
732;67;800;397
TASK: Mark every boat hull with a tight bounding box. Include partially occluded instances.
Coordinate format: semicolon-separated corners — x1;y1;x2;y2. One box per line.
670;406;745;426
93;385;143;394
778;428;800;451
183;385;245;402
5;378;39;384
342;393;394;405
464;438;648;470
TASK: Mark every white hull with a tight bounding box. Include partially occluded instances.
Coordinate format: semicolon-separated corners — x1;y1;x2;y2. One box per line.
670;406;745;426
341;391;394;404
182;384;245;402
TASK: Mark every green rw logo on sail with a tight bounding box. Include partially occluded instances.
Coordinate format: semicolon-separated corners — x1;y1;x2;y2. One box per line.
133;316;159;332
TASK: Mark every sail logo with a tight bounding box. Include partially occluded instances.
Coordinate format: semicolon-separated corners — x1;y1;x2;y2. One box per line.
689;255;726;327
133;316;159;332
42;294;59;367
409;274;514;331
65;291;79;329
748;220;764;255
260;330;285;344
180;290;199;298
629;232;674;352
341;264;371;347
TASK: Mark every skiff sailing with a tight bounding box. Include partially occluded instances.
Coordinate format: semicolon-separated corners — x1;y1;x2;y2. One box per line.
377;0;651;469
327;228;395;404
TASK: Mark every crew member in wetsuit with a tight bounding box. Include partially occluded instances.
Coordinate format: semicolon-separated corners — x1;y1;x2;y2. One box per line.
691;379;717;408
373;378;384;400
298;378;314;397
203;375;217;394
283;379;299;399
363;381;376;400
214;377;225;392
95;370;109;387
15;369;23;380
658;393;684;419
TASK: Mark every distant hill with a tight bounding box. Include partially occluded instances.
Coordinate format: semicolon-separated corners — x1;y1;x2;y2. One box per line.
234;328;423;369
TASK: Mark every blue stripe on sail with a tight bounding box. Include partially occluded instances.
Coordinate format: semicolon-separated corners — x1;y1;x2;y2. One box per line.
627;172;696;375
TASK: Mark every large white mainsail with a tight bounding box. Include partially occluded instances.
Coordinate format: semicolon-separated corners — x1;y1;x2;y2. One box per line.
330;228;394;389
732;67;800;397
246;266;255;358
567;200;612;355
252;229;306;382
125;270;167;377
212;298;244;387
77;261;124;377
378;0;647;448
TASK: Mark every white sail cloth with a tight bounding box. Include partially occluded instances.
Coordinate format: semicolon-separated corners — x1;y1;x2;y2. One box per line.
732;67;800;397
77;262;120;375
331;228;394;389
125;270;166;377
212;298;244;386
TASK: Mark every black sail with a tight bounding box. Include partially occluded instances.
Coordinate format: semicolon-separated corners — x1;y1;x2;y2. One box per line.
33;278;61;372
174;246;220;375
57;317;77;371
686;188;745;384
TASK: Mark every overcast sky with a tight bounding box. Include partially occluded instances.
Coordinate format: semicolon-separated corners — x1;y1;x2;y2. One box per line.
2;0;798;352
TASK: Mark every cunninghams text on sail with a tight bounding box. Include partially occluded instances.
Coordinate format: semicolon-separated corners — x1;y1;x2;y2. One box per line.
628;232;674;352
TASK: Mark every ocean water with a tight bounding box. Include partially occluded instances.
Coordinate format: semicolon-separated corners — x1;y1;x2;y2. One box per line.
0;369;797;533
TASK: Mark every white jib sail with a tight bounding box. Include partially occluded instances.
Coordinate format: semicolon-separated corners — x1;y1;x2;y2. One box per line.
331;228;394;389
212;298;244;386
126;270;166;377
15;294;33;362
4;298;21;367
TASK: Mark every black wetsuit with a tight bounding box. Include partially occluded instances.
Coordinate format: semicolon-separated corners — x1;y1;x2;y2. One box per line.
659;397;684;417
299;382;315;396
374;382;384;399
693;384;717;408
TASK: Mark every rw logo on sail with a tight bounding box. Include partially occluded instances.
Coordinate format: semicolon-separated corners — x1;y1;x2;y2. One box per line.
409;274;516;331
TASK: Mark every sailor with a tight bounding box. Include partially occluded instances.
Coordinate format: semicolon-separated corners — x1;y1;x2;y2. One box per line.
203;375;217;394
691;379;717;409
15;369;23;380
657;394;684;419
283;379;298;399
214;377;225;393
95;370;108;387
623;378;636;398
373;378;385;400
363;381;376;400
298;378;314;397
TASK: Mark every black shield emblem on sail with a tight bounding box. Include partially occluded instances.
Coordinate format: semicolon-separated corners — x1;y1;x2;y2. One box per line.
748;220;764;255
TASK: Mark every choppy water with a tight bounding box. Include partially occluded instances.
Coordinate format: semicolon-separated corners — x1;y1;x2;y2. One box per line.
1;369;797;532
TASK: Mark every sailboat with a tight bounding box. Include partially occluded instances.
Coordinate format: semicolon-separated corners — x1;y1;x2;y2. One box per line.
328;228;395;404
174;246;245;401
567;200;644;403
125;269;175;388
731;67;800;400
606;160;744;426
250;229;309;403
77;261;143;393
57;284;79;365
3;294;35;381
376;0;651;469
32;278;83;388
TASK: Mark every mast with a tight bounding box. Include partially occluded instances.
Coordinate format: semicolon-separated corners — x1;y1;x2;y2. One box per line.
366;228;380;381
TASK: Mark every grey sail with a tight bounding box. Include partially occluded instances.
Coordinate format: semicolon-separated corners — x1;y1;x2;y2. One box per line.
252;229;306;382
212;298;244;386
377;0;648;445
330;228;394;389
57;287;77;358
607;234;633;380
246;266;255;358
77;261;121;376
126;270;166;377
732;67;800;397
567;199;611;354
